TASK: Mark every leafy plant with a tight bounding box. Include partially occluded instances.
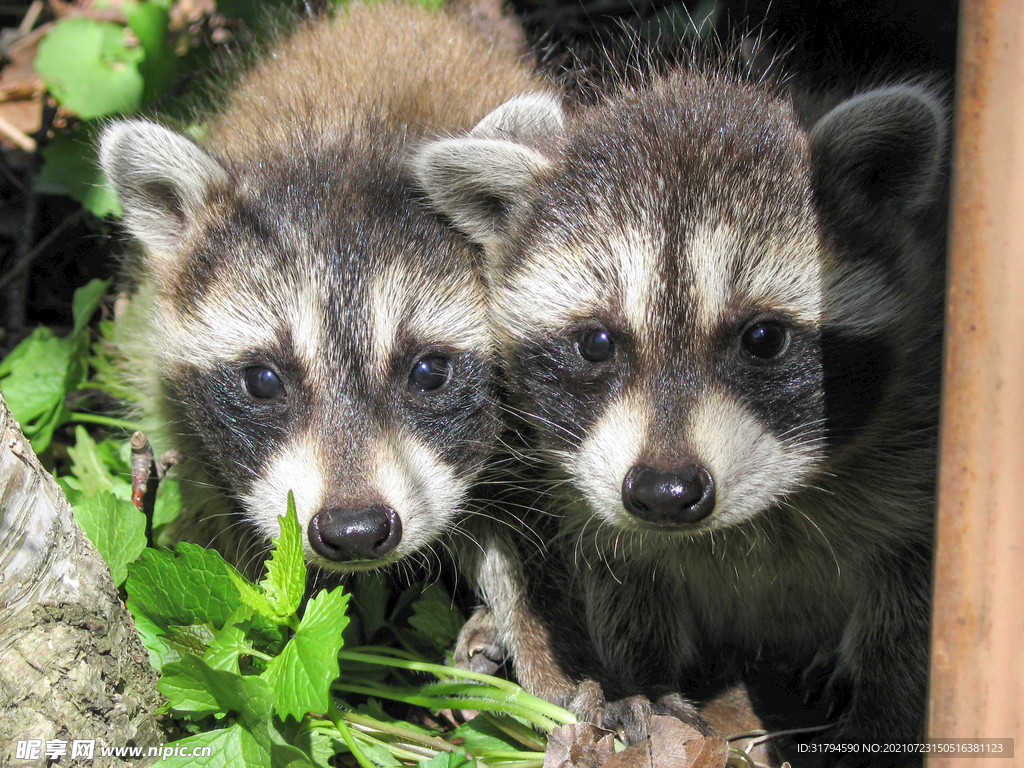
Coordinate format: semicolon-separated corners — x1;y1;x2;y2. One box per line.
0;278;112;451
123;498;572;766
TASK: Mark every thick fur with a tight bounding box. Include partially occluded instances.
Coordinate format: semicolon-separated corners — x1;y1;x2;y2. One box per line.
100;1;550;577
414;69;947;765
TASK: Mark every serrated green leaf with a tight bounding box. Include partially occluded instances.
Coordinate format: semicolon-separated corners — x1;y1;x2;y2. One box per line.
261;496;305;620
71;490;146;585
34;18;144;119
0;278;110;452
406;584;464;652
227;565;278;621
161;654;273;722
159;655;314;767
127;544;243;630
63;426;133;500
0;327;72;450
262;587;350;721
204;606;257;673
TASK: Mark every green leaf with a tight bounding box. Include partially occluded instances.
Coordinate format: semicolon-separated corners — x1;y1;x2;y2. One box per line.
34;17;144;119
406;584;465;653
62;426;133;500
227;566;278;622
161;654;271;720
261;495;306;620
127;544;243;630
123;0;177;103
71;490;147;586
156;726;255;767
72;277;110;335
153;477;183;528
0;327;71;449
159;660;223;717
262;587;350;721
448;716;529;753
158;655;315;767
0;277;110;451
204;607;258;673
37;126;121;218
417;750;476;768
131;610;170;670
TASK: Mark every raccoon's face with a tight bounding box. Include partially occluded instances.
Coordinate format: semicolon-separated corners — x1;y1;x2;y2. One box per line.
415;80;946;537
102;121;498;571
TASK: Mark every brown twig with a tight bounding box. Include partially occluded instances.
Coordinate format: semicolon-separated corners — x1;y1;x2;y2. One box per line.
129;431;153;511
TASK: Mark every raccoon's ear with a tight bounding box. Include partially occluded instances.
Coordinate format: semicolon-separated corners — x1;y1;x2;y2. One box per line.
99;119;230;265
412;92;564;247
809;84;947;226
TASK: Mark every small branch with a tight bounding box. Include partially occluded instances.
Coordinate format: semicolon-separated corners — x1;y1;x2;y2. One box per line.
130;431;154;511
0;113;36;152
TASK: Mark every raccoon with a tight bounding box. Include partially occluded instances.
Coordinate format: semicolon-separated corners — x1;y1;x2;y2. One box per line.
413;69;947;765
99;0;550;578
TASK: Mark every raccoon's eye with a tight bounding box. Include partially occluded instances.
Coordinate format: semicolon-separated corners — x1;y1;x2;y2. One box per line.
578;327;614;363
741;321;789;359
244;366;283;399
409;356;450;393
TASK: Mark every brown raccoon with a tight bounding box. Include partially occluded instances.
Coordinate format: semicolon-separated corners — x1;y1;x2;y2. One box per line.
99;1;551;578
414;68;947;766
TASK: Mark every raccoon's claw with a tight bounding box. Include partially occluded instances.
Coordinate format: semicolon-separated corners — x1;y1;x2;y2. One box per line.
453;607;507;675
568;681;709;745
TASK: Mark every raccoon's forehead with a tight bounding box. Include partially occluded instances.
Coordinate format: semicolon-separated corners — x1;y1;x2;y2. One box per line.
154;201;489;372
497;86;824;339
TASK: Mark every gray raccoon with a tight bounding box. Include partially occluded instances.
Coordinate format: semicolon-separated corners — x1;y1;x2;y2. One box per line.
100;0;549;577
414;70;947;764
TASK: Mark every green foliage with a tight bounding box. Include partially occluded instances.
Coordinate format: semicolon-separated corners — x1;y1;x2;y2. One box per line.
119;504;570;765
36;126;122;218
71;490;147;586
34;17;146;119
0;279;110;451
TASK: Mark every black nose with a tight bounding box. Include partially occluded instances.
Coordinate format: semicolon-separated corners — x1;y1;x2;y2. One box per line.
308;504;403;562
621;464;715;525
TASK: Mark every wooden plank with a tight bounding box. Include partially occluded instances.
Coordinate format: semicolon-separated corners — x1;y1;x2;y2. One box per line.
928;0;1024;761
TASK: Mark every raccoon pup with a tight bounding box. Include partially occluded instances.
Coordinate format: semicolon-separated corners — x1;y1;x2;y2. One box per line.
414;70;947;764
99;1;549;577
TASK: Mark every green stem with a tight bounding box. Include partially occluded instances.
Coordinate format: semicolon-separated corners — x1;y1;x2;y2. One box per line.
331;710;376;768
332;682;560;731
341;710;459;754
338;650;575;726
68;412;141;431
479;712;546;752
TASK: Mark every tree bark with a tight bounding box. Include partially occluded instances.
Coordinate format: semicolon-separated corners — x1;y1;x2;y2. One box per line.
0;393;166;767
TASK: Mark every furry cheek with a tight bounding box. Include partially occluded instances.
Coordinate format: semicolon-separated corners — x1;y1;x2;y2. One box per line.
238;433;327;551
565;390;652;526
684;388;823;529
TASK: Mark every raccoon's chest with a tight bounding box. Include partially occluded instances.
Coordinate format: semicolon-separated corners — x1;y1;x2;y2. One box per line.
575;547;854;693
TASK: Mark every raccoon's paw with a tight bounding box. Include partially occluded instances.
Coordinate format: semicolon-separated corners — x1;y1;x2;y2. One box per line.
453;607;507;675
568;681;710;745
